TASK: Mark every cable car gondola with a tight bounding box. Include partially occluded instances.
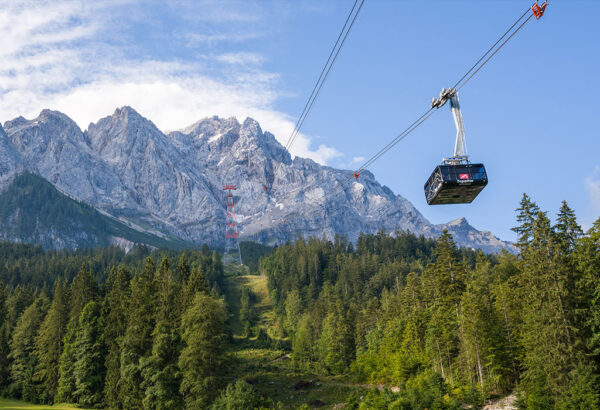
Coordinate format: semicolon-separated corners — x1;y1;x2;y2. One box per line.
424;88;487;205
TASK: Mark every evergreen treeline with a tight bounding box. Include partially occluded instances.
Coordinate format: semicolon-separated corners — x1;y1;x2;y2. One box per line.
0;247;229;408
260;195;600;408
239;241;273;274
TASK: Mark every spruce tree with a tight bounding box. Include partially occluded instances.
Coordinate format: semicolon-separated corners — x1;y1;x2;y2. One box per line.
68;264;97;324
5;285;35;330
120;257;156;408
176;253;191;283
422;230;465;384
56;264;98;403
511;193;540;251
72;301;106;407
576;219;600;361
178;293;228;408
141;257;183;409
8;295;48;401
239;287;255;338
33;278;69;402
103;266;131;409
0;282;10;392
555;200;583;255
182;265;208;309
519;211;578;403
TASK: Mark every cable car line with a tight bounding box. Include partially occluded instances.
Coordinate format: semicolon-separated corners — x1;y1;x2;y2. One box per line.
452;7;531;90
456;13;534;91
351;2;544;181
265;0;366;192
354;108;436;177
266;1;547;226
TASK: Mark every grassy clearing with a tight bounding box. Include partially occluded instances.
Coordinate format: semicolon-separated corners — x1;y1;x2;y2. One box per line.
223;271;278;336
0;398;84;410
230;347;367;409
222;269;367;408
237;274;278;333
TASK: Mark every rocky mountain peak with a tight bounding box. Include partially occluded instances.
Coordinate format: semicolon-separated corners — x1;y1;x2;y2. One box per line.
85;106;167;159
113;105;145;121
5;109;82;136
0;123;23;189
445;217;469;228
3;116;28;130
241;117;262;135
179;115;241;138
4;109;85;159
0;107;514;253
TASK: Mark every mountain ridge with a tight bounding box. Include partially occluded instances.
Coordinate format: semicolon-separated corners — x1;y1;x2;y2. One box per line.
1;107;515;253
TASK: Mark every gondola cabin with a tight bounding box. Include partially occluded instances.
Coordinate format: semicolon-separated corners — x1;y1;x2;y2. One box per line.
424;163;487;205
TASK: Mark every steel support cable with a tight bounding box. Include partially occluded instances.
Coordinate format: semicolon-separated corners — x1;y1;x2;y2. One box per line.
355;108;436;175
283;0;359;152
452;6;531;90
283;0;366;154
267;0;366;191
274;4;540;227
353;6;535;179
457;13;534;90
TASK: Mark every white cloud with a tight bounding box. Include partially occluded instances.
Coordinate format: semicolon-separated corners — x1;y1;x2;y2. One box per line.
214;52;264;65
0;0;344;165
186;32;262;45
586;167;600;210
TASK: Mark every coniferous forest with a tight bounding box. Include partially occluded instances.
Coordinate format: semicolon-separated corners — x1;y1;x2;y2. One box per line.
0;195;599;409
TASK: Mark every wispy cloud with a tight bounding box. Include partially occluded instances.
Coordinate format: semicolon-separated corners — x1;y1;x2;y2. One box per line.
0;0;343;165
214;52;264;65
186;32;262;46
586;167;600;210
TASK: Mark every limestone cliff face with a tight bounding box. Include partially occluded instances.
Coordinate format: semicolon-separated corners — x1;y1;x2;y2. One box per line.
1;107;514;253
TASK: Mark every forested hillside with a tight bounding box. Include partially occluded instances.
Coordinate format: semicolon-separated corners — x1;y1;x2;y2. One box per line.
0;172;189;250
260;195;600;408
0;195;599;409
0;246;227;408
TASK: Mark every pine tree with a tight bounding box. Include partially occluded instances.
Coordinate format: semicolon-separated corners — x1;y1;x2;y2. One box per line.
283;289;302;337
519;211;578;403
239;287;255;338
72;301;106;407
56;264;98;403
119;257;157;408
8;295;48;401
141;257;183;409
422;230;465;384
4;285;35;330
555;200;583;256
178;293;228;408
68;264;97;324
0;282;10;392
511;193;540;251
103;266;131;409
33;278;69;403
176;253;191;283
576;218;600;362
182;264;207;309
458;257;510;399
318;301;354;374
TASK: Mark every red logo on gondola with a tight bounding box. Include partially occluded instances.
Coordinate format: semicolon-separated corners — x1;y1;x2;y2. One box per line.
459;173;469;180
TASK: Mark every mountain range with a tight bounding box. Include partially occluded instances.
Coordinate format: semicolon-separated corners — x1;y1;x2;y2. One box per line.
0;107;513;253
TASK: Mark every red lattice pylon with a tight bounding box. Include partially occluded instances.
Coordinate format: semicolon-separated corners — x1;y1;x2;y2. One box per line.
224;185;239;239
223;185;242;264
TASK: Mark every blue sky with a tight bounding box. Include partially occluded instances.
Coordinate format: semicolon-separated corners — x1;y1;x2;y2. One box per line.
1;0;598;241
